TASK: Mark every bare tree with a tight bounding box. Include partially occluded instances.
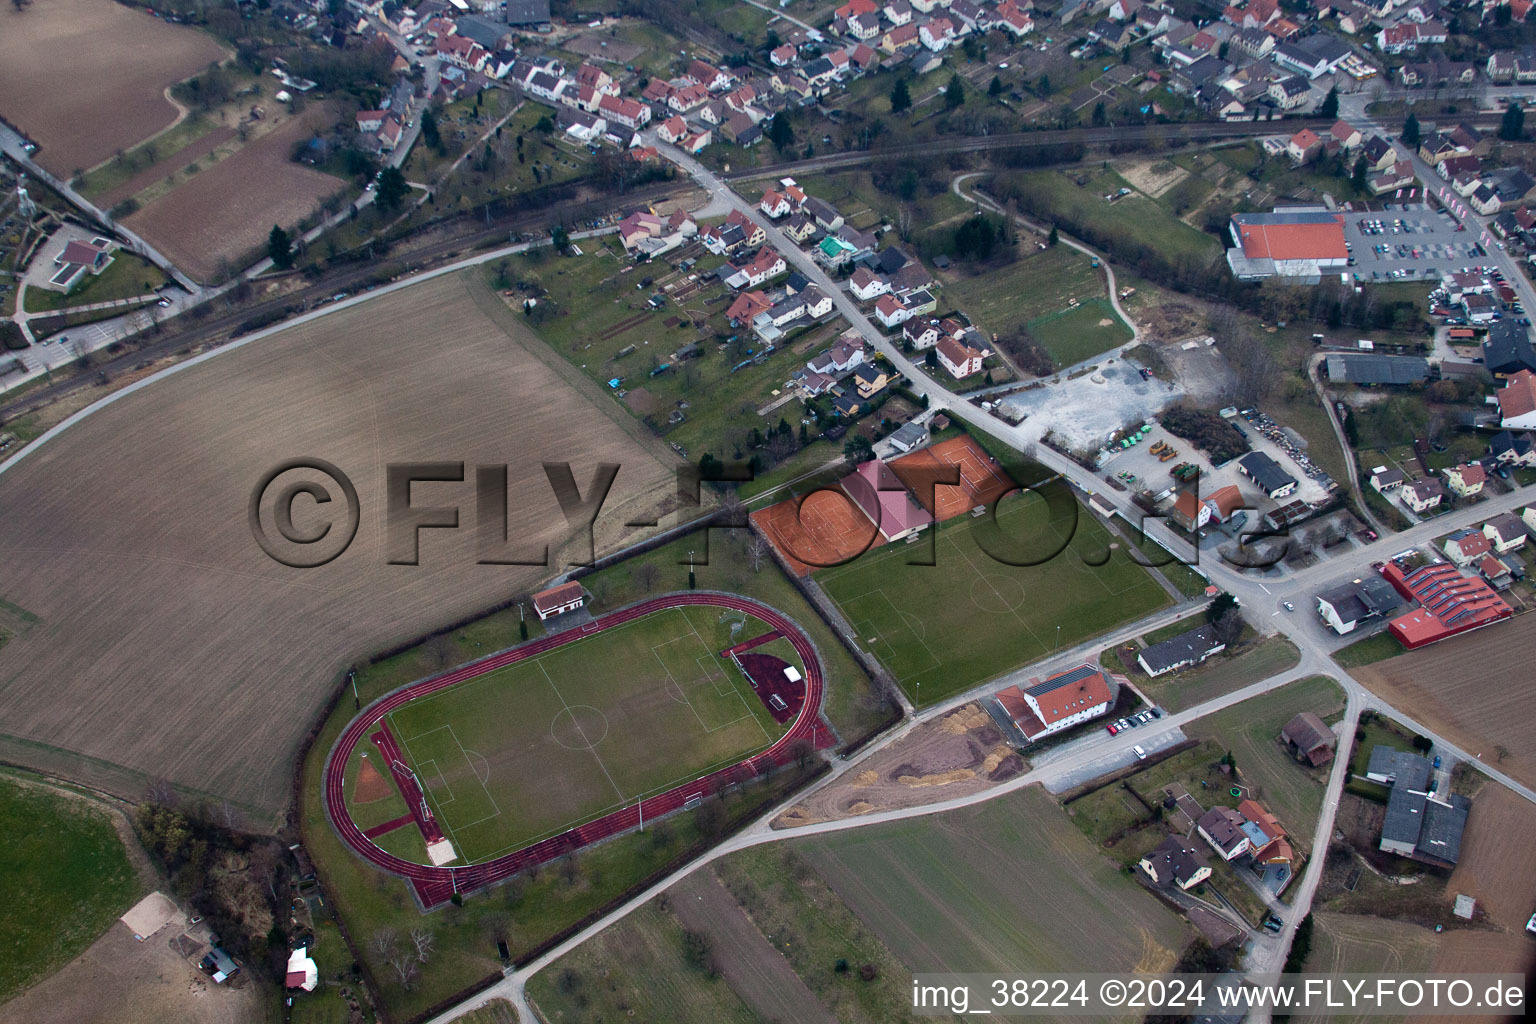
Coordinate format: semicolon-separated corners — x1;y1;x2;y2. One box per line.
559;853;581;886
1212;608;1244;648
370;928;398;959
409;927;435;963
425;633;456;670
386;948;419;989
218;800;242;831
747;535;770;573
145;776;178;806
634;562;660;592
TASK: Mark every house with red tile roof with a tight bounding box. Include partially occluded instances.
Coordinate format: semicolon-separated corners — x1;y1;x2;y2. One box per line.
1442;527;1492;566
1171;489;1211;531
1443;462;1486;497
1287;128;1322;164
727;290;772;323
935;335;985;378
1496;369;1536;429
657;115;688;144
994;664;1118;741
531;581;585;620
1204;484;1245;522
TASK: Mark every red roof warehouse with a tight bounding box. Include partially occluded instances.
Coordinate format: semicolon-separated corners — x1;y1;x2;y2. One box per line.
1380;561;1511;649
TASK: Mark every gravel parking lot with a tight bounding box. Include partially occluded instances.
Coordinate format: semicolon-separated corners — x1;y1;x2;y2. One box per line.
1344;203;1487;283
995;359;1184;451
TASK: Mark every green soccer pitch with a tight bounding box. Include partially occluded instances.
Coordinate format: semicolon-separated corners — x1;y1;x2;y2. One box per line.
355;606;797;864
817;489;1170;705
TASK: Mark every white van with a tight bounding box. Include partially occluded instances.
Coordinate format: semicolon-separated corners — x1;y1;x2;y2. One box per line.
1133;745;1147;760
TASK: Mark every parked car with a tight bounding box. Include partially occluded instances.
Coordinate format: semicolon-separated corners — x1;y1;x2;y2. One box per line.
1106;723;1118;735
1132;745;1147;760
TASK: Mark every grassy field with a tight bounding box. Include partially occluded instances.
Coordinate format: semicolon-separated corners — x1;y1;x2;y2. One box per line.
505;246;851;462
712;844;965;1023
1330;630;1405;668
572;530;893;746
527;903;760;1023
1132;637;1301;712
0;774;142;1002
999;168;1222;265
1186;675;1345;847
22;253;168;313
818;488;1170;704
797;785;1189;976
946;244;1134;367
366;605;791;863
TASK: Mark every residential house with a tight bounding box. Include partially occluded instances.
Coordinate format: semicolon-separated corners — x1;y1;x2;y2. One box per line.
597;94;650;129
1287;127;1323;163
935;334;985;378
1442;527;1493;565
686;59;733;91
817;234;859;268
849;266;891;300
920;16;958;49
873;293;912;327
849;361;890;398
884;0;914;22
806;331;869;375
1444;462;1487;497
1487;430;1536;467
724;248;786;289
1315;575;1404;634
1483;512;1528;553
1136;624;1226;676
657;115;688;144
804;197;844;232
1139;836;1213;890
1280;711;1337;766
760;188;794;219
782;213;817;243
1401;476;1445;513
994;0;1035;34
903;318;941;349
1268;75;1311;109
1330;119;1363;150
880;22;921;51
1197;806;1252;861
727;290;772;323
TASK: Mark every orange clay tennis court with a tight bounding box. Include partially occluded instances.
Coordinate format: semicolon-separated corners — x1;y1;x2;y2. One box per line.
752;434;1017;576
892;435;1016;519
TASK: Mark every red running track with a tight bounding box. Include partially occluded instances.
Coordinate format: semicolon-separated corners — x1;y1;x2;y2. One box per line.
321;591;826;908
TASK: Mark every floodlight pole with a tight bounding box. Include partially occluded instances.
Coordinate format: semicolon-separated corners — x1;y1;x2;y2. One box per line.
638;799;644;833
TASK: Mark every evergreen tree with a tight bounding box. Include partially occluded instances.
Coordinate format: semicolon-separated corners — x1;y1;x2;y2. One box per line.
421;107;441;152
890;78;912;113
1319;86;1339;120
375;165;408;211
767;114;794;151
1351;155;1368;192
1501;103;1525;141
1401;112;1420;147
1047;224;1059;246
267;225;293;270
945;72;965;110
989;75;1003;97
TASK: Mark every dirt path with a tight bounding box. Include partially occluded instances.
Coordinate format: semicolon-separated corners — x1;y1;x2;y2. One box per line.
669;868;838;1024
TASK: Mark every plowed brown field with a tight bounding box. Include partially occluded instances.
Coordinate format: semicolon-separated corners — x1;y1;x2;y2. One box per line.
0;0;226;177
0;270;675;817
1353;614;1536;790
123;114;344;281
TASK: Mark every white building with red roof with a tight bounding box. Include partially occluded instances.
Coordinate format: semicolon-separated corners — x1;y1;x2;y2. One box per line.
994;664;1118;742
531;581;586;620
935;334;984;378
1226;208;1348;281
1496;369;1536;429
